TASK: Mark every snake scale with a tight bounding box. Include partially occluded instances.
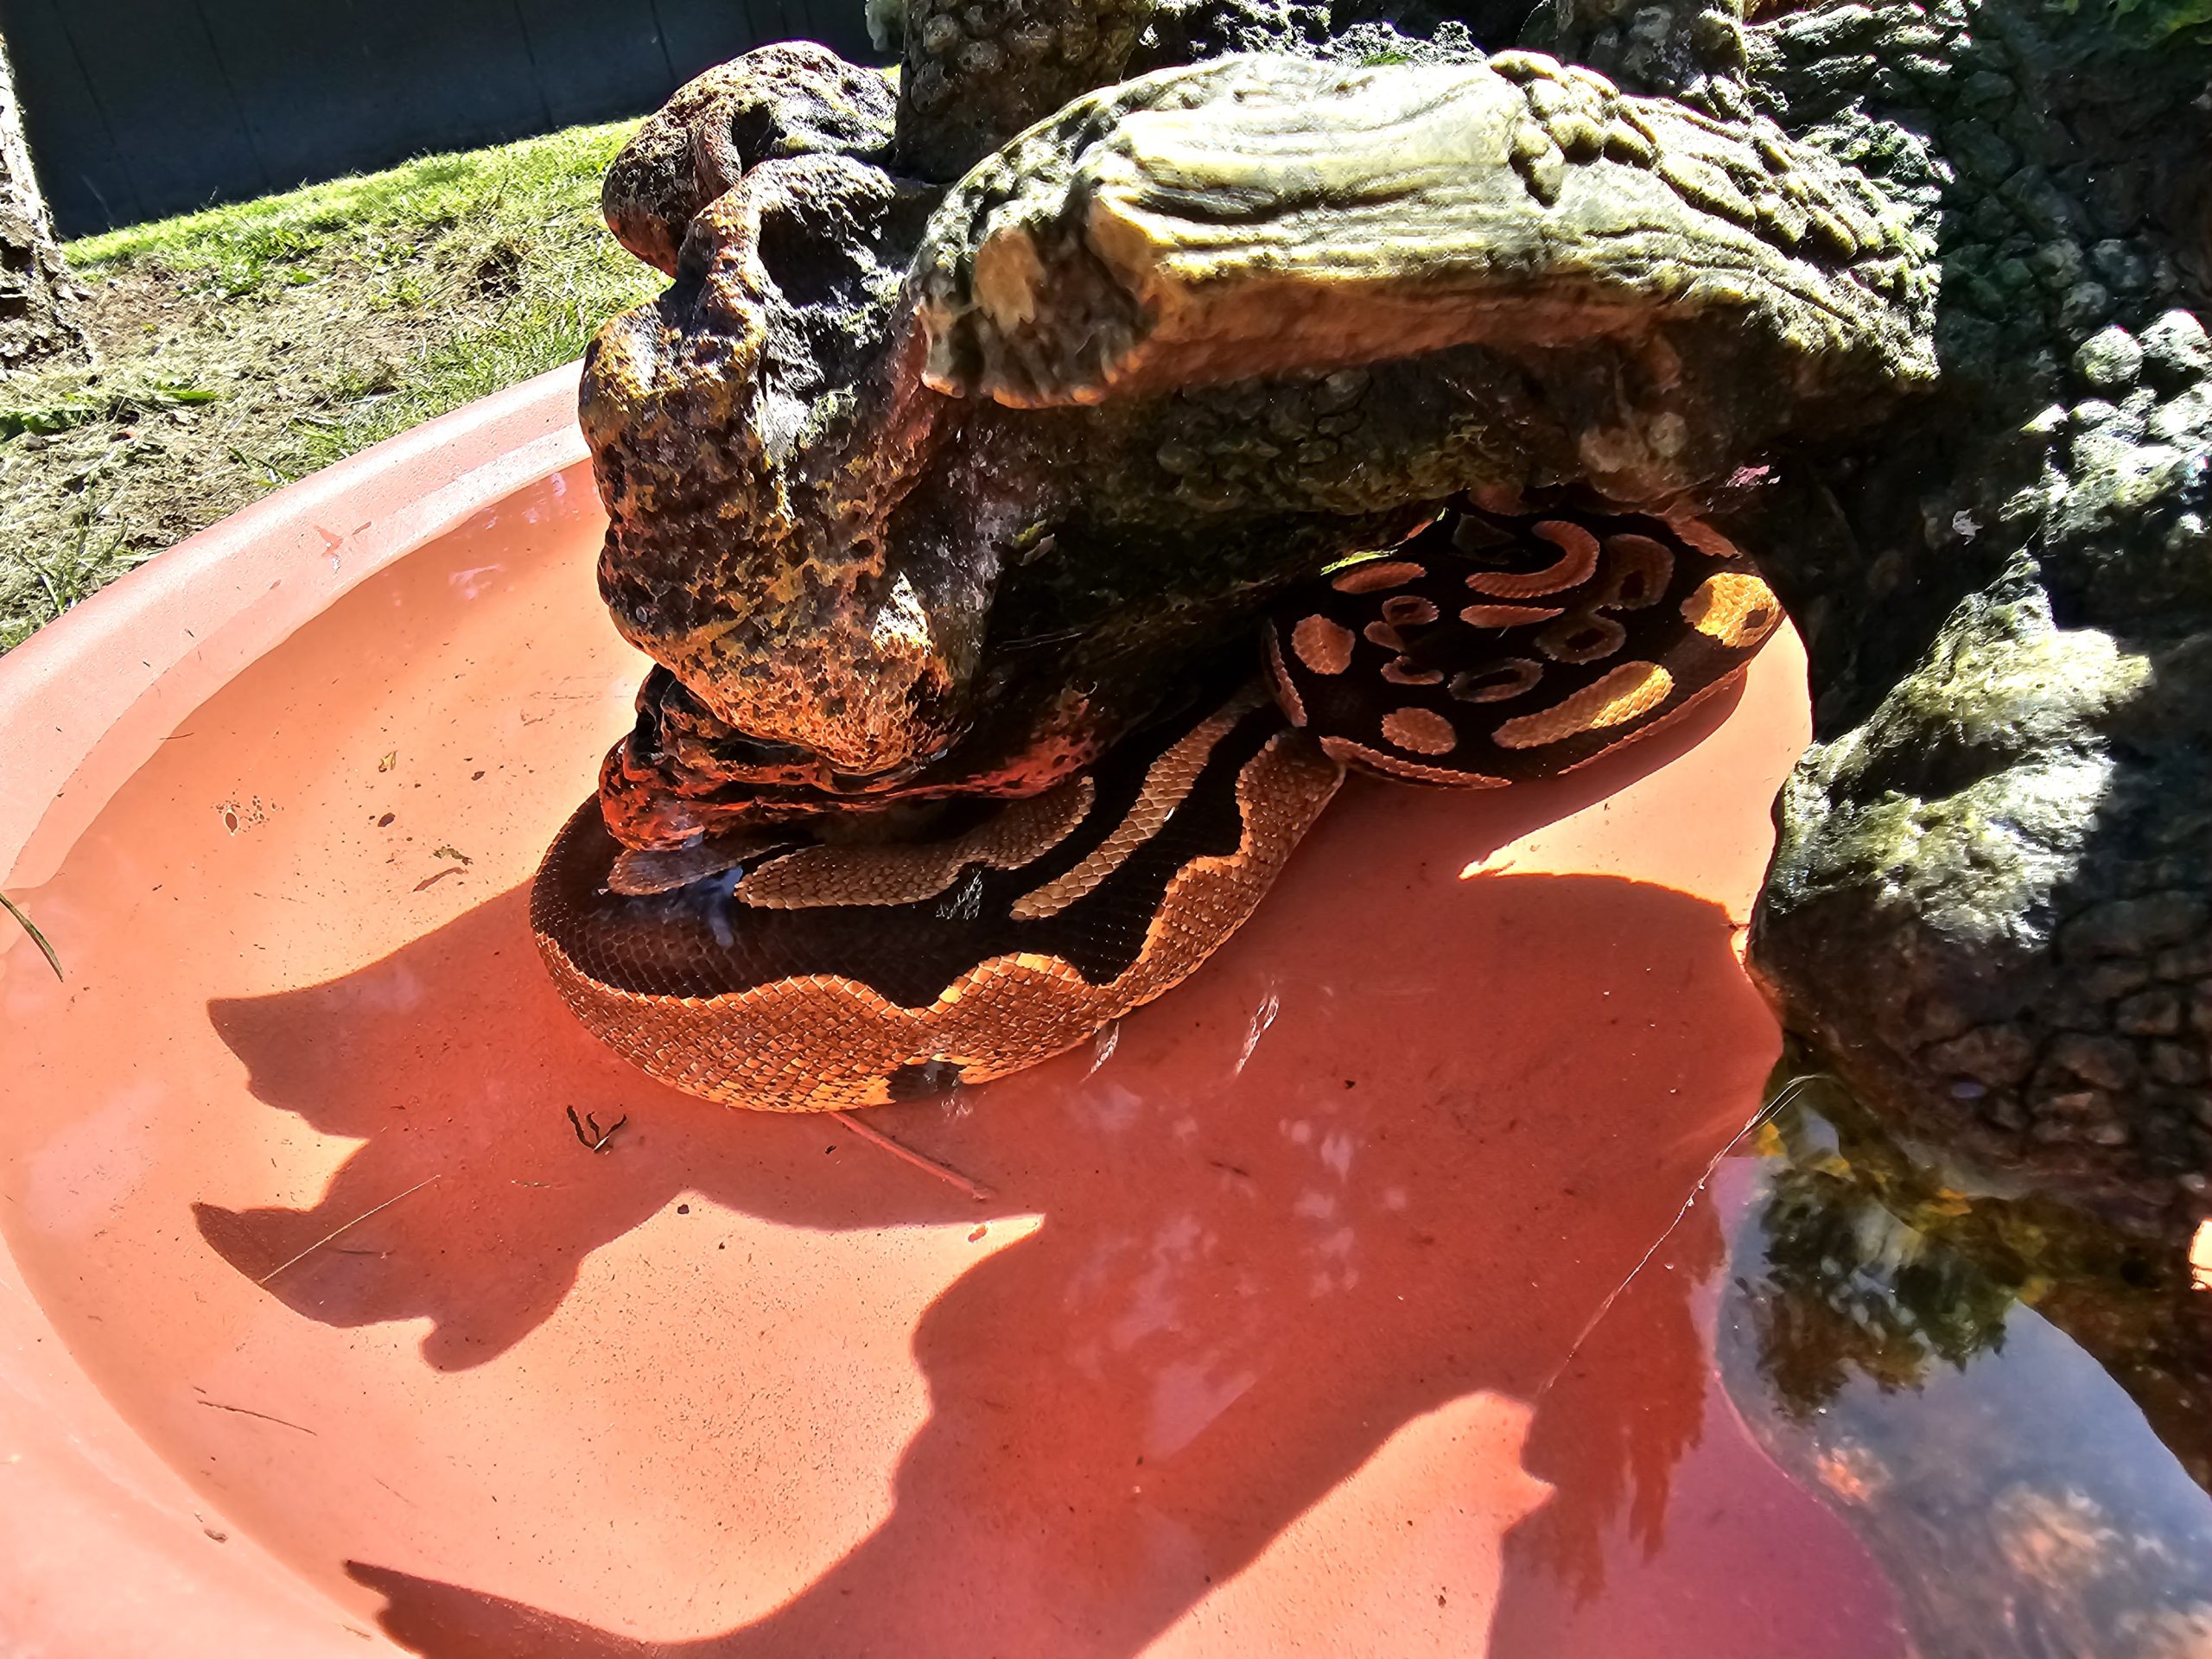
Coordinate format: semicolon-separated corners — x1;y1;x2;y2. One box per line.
531;497;1781;1109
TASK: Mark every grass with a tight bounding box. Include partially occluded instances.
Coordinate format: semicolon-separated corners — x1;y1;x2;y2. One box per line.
0;119;662;652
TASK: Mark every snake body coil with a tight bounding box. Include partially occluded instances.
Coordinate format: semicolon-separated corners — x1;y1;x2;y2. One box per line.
533;500;1780;1109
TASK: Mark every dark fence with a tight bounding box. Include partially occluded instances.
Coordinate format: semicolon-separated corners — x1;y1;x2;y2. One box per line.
1;0;875;238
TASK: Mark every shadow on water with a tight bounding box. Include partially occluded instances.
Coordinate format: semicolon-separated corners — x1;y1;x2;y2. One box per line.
205;868;1753;1656
193;673;1750;1373
195;858;1765;1649
184;677;1801;1654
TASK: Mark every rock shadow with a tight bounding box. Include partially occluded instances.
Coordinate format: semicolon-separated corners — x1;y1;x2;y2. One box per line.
196;690;1773;1655
194;675;1747;1369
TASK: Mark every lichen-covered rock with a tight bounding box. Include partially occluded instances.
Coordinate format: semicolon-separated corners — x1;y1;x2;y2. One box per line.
913;53;1929;424
897;0;1155;179
1732;0;2212;1240
1753;572;2212;1230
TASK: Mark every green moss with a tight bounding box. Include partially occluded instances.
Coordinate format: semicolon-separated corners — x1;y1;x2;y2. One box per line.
2053;0;2212;42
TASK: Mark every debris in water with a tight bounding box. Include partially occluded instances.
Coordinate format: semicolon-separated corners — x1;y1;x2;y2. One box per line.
255;1174;443;1285
1233;990;1281;1077
567;1105;627;1153
0;892;62;981
834;1111;994;1202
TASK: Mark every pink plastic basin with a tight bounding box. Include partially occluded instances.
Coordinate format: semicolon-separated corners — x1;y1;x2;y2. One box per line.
0;365;1904;1656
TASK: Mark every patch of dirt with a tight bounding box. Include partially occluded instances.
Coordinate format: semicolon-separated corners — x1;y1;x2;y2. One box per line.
0;259;502;649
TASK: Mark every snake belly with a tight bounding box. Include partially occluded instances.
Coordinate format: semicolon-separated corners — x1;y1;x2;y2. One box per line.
531;499;1780;1111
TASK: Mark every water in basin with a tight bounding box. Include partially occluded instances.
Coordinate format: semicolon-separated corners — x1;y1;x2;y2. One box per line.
3;455;2198;1655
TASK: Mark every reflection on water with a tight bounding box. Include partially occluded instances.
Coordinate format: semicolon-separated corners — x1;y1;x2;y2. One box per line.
1736;1099;2016;1414
1719;1064;2212;1656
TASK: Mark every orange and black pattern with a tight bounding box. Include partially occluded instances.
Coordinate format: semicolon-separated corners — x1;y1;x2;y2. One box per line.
533;686;1344;1110
536;499;1782;1112
1265;500;1781;786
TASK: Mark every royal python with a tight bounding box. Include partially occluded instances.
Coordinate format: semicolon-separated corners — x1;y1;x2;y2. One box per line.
531;498;1781;1109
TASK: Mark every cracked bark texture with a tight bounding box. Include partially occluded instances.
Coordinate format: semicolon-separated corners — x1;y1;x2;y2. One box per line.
0;29;87;375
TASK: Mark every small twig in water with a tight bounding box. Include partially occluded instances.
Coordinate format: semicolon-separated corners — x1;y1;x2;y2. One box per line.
834;1112;995;1203
0;892;62;981
568;1105;626;1152
196;1399;320;1435
999;625;1088;650
1533;1072;1833;1401
1082;1021;1120;1080
256;1174;443;1285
